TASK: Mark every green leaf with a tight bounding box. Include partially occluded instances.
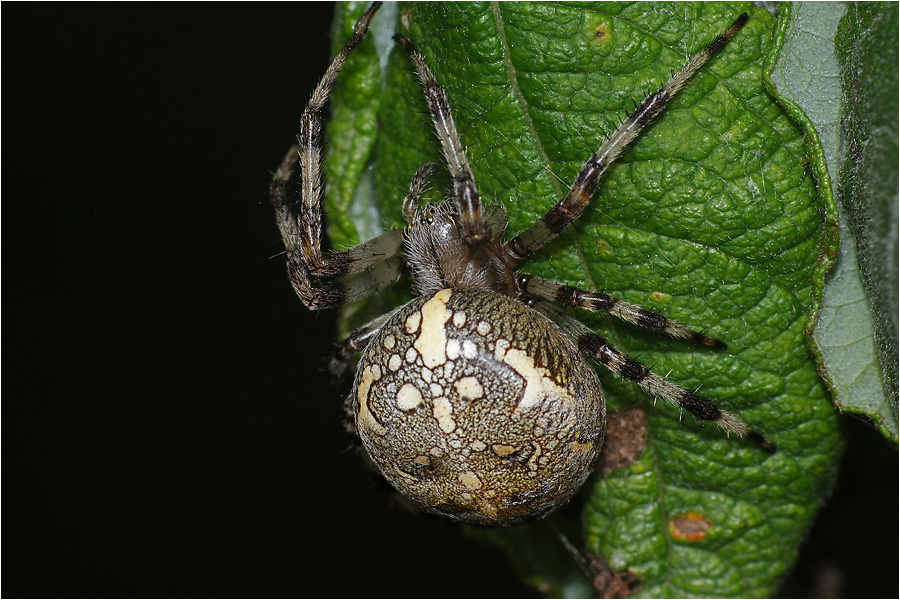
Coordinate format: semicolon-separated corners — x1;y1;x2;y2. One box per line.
768;2;899;443
325;2;843;597
833;2;899;439
835;6;900;416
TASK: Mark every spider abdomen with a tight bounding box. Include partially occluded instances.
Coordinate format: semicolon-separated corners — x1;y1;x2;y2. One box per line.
352;288;605;526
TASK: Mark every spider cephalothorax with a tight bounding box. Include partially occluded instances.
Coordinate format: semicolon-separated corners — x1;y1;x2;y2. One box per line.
271;2;758;526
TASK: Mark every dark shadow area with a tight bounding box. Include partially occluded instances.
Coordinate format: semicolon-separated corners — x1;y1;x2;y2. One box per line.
777;417;898;599
4;4;536;597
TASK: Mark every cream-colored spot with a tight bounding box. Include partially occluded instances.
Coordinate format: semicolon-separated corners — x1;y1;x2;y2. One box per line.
430;447;443;457
405;347;417;363
414;289;452;368
496;343;572;412
462;340;477;359
430;383;443;398
477;320;491;335
396;383;423;411
405;310;421;334
433;396;455;433
492;444;516;457
446;339;461;360
470;440;486;451
527;442;542;472
453;311;466;328
459;471;482;490
388;354;402;371
494;338;510;360
455;376;484;401
383;334;396;350
356;365;385;435
421;367;432;383
413;455;429;465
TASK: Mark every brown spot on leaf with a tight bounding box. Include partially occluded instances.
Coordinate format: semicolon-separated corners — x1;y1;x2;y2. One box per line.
585;16;612;45
669;512;712;541
595;407;647;473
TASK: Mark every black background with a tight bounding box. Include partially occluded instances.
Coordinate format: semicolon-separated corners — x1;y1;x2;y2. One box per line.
6;3;897;598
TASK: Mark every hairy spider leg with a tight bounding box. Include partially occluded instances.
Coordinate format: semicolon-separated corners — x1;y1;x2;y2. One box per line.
504;14;749;266
401;163;438;224
533;300;751;438
518;274;726;349
394;34;488;246
270;2;405;310
328;307;402;379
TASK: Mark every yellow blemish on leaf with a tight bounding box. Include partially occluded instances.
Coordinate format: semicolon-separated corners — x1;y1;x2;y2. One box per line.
669;512;712;542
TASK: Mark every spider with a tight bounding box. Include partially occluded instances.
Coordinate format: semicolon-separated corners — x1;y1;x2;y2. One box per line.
270;2;761;526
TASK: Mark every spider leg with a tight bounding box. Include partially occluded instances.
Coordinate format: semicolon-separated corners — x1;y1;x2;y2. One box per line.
328;306;402;380
271;145;403;279
504;14;748;266
402;163;438;224
394;34;486;245
518;274;726;348
271;2;403;310
533;300;751;438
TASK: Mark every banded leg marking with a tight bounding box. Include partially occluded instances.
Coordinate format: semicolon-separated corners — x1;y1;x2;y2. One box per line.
271;3;404;309
504;13;748;265
285;254;402;311
535;301;751;438
394;34;486;245
518;274;725;349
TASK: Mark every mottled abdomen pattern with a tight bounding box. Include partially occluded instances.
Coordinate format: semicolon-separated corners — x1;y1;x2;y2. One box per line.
353;289;605;526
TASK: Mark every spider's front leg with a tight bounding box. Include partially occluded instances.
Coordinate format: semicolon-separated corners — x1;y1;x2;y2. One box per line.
393;34;487;245
271;2;404;310
504;14;748;266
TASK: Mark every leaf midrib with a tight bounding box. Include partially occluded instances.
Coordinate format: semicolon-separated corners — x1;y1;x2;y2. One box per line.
488;1;601;296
